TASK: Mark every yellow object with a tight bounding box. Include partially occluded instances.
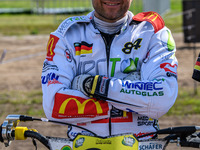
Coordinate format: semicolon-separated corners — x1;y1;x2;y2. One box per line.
15;126;28;140
73;134;139;150
15;127;38;140
91;75;99;95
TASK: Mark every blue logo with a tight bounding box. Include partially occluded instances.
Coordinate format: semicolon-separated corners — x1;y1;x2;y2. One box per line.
122;81;163;91
41;73;59;84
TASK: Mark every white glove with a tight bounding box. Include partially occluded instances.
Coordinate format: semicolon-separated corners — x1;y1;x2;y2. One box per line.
72;74;92;96
123;71;141;81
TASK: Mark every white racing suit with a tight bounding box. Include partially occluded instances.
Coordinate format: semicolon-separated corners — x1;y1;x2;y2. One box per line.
41;11;178;139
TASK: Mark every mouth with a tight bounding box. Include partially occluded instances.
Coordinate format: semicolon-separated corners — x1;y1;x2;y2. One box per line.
103;2;120;6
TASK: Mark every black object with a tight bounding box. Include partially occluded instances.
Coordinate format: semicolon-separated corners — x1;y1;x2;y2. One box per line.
192;53;200;82
182;0;200;43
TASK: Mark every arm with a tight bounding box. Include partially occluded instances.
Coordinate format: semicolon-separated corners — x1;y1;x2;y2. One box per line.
109;27;178;119
42;33;111;123
72;27;178;119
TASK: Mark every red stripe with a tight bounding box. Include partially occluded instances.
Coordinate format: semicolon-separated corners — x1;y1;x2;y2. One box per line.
81;45;92;50
132;11;165;33
75;46;81;52
196;61;200;66
52;93;109;119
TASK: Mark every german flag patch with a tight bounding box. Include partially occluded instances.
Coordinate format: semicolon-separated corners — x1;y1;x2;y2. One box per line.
194;56;200;71
74;41;93;55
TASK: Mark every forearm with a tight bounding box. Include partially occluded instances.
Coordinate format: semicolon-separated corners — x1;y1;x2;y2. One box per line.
71;72;177;119
106;77;178;119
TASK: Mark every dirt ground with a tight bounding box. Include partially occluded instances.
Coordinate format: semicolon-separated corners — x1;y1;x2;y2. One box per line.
0;33;200;149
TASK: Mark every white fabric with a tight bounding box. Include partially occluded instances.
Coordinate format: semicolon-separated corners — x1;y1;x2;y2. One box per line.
93;14;128;34
124;72;141;80
41;11;178;139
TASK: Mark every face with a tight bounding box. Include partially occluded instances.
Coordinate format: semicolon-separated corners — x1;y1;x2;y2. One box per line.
92;0;133;23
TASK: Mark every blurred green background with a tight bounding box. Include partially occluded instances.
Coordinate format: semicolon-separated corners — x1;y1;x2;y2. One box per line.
0;0;183;35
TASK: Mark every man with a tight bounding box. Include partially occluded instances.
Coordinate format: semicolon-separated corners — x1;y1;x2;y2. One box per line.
41;0;178;140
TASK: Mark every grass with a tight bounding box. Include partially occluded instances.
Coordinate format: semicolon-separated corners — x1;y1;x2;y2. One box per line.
0;90;44;117
0;0;32;8
0;0;92;8
0;14;63;35
0;13;89;35
163;0;183;33
0;0;183;35
167;88;200;116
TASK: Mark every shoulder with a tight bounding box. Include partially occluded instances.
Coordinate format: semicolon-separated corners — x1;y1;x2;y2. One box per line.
56;15;91;37
132;11;165;33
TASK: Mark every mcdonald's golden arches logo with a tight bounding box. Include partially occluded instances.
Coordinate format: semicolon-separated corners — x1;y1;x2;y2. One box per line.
143;12;158;22
52;93;109;119
59;98;103;114
132;11;165;33
46;34;59;61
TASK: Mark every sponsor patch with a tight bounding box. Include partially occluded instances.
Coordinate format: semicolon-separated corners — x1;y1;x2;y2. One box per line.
42;62;59;72
46;34;59;61
74;41;93;55
160;63;177;75
52;93;109;119
122;81;163;90
166;30;175;51
47;78;62;86
161;30;175;51
57;16;90;36
132;11;165;33
137;116;154;126
75;137;85;148
160;63;177;79
121;81;164;97
65;49;72;62
122;136;135;147
41;73;59;85
139;141;164;150
135;132;154;138
121;58;137;73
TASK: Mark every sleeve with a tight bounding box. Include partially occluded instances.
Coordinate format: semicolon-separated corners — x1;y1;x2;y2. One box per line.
42;32;110;124
106;27;178;119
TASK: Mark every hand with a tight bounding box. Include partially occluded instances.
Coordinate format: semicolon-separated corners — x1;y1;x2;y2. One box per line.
72;74;92;96
72;74;110;98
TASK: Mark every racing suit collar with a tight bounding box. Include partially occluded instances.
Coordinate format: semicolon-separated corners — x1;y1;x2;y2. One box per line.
87;11;134;34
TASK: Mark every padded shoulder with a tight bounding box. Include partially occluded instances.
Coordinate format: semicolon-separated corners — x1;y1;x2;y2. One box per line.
132;11;165;33
56;15;91;37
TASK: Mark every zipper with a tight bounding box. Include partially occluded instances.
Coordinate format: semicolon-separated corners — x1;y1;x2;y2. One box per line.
100;32;116;136
100;33;115;77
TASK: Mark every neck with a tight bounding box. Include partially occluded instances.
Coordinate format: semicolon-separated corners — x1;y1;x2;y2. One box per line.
93;15;128;34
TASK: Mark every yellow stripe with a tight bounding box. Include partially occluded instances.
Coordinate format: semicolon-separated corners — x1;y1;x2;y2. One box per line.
81;49;92;54
123;111;127;117
75;49;92;56
194;65;200;71
75;51;80;56
91;75;99;94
